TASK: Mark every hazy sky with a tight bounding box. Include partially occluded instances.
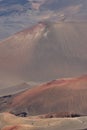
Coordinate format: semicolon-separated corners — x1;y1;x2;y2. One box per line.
0;0;87;41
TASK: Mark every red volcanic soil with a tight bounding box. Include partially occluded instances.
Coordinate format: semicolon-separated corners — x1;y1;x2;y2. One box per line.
2;76;87;116
39;112;81;118
2;126;21;130
1;75;87;117
11;75;87;105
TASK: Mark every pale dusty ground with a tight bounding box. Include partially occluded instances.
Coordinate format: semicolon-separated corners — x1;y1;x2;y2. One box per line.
0;113;87;130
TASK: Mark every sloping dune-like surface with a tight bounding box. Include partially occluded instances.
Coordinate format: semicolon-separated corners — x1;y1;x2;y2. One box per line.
1;75;87;116
1;112;87;130
0;22;87;85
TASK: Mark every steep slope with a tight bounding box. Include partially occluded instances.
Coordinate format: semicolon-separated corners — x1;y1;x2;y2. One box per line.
1;75;87;116
0;22;87;85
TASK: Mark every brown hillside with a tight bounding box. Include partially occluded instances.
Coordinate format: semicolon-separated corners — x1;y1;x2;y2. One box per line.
0;75;87;116
0;22;87;86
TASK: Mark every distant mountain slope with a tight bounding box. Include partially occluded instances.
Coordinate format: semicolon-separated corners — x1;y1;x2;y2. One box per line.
0;75;87;116
0;82;32;96
0;22;87;83
0;81;41;96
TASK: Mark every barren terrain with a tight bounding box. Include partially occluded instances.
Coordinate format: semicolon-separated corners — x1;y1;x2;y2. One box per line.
1;112;87;130
0;75;87;117
0;22;87;89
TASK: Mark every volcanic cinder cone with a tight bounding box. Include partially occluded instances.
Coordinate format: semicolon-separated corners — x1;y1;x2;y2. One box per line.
0;75;87;117
0;22;87;85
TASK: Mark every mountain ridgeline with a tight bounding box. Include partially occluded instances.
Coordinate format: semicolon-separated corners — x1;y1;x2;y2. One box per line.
0;22;87;82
